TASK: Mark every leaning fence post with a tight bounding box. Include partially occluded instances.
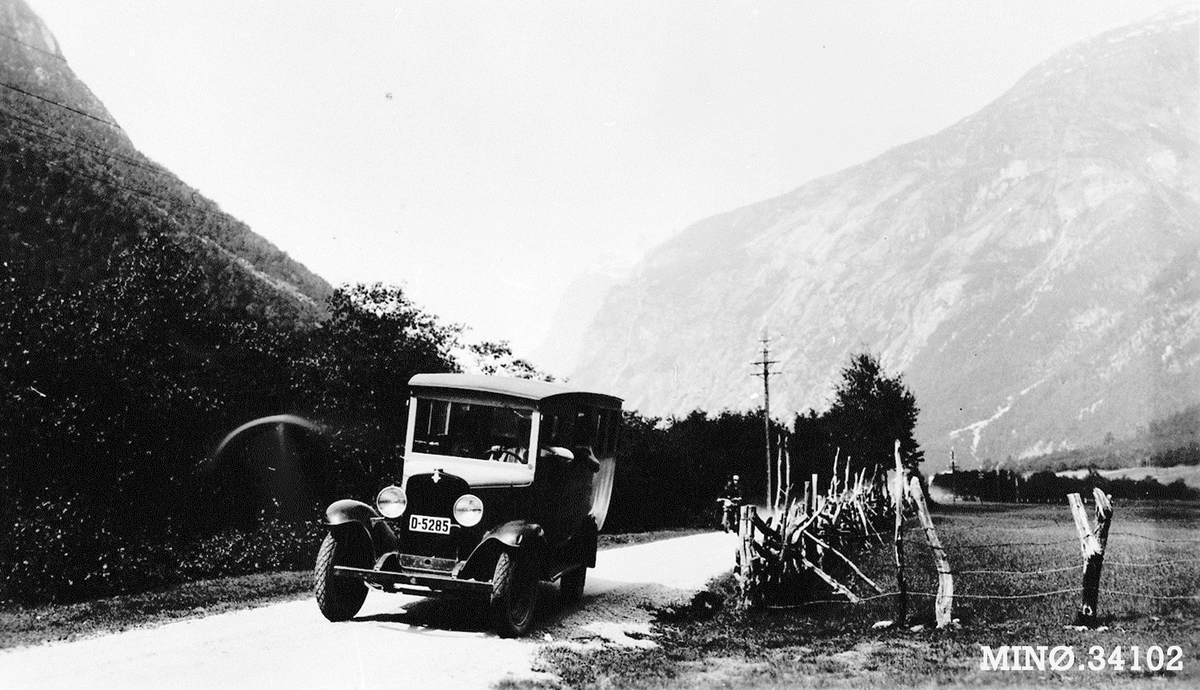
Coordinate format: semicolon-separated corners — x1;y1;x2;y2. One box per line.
909;475;953;627
1067;488;1114;627
892;440;907;625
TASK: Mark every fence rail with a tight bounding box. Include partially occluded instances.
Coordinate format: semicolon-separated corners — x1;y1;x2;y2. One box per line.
734;440;1200;630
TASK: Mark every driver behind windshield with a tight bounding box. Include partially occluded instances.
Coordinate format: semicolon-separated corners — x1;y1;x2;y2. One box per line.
486;409;530;463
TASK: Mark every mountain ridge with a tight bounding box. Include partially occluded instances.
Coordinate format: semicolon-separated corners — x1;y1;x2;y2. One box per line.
571;5;1200;469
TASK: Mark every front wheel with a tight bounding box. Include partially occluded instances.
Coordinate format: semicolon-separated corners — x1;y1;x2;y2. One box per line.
489;550;539;637
314;532;370;622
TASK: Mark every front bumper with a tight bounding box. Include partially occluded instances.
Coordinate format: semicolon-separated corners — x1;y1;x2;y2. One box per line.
333;553;493;596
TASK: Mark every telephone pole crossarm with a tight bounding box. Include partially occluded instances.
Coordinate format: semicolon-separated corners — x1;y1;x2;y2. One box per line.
752;335;781;508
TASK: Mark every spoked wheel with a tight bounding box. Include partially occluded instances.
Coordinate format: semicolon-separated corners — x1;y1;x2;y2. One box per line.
559;565;586;605
314;531;371;622
489;550;539;637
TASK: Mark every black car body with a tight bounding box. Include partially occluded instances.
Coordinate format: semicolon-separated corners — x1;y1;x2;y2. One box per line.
314;373;622;636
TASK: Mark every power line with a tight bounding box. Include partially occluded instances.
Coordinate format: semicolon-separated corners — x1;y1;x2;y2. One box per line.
0;32;65;61
5;109;161;176
2;110;231;228
0;79;120;129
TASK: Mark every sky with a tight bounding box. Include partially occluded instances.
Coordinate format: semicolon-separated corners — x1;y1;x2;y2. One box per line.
26;0;1191;374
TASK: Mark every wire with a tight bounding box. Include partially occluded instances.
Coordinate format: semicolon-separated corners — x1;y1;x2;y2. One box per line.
898;537;1079;550
0;80;120;128
0;32;64;61
1107;557;1200;568
3;116;233;229
954;564;1083;576
5;109;161;176
1098;589;1200;601
915;588;1082;600
1108;532;1200;545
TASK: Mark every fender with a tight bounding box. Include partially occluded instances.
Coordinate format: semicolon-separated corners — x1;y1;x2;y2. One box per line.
323;499;399;556
458;520;545;582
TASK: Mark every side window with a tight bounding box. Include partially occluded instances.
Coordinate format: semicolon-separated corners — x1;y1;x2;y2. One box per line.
541;412;560;447
597;408;618;456
574;407;598;450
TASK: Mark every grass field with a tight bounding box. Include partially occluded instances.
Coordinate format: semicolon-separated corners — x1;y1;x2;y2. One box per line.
524;501;1200;689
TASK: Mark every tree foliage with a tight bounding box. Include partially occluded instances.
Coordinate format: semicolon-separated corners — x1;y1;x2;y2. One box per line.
0;238;464;604
790;352;924;489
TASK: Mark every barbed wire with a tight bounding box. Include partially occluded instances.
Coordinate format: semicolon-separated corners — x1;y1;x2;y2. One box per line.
953;564;1082;576
898;536;1079;550
1107;532;1200;545
1106;557;1200;568
911;588;1083;601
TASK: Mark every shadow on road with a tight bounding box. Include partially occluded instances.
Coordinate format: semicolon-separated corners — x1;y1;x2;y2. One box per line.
351;583;572;635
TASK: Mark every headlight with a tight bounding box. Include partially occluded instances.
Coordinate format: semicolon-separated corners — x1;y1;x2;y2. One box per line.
376;485;407;518
453;494;484;527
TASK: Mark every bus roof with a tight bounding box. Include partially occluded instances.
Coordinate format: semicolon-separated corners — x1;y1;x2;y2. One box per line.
408;373;622;408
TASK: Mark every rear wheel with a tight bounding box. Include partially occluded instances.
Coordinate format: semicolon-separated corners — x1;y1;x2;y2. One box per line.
489;550;539;637
314;531;370;622
559;566;586;605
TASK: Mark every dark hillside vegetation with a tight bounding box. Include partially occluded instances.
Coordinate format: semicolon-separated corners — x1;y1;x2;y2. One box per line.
0;254;462;604
0;0;330;325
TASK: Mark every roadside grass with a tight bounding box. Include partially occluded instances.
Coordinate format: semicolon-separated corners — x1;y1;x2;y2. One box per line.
0;571;313;650
525;501;1200;689
0;526;698;650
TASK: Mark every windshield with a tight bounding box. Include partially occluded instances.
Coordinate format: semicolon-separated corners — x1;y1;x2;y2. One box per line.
411;398;534;463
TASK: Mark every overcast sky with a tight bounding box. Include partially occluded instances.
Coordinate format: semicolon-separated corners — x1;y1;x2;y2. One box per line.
27;0;1190;371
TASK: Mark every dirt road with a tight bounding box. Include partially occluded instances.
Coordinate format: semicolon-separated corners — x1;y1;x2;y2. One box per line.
0;531;738;689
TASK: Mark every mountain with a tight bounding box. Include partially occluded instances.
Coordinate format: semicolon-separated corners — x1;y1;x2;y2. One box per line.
570;6;1200;470
0;0;330;324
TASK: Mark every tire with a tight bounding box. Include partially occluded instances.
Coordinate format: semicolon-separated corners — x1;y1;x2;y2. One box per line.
489;550;539;637
559;565;586;605
314;531;370;622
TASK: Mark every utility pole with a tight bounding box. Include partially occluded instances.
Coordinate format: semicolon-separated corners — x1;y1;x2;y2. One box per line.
753;333;779;508
949;447;957;504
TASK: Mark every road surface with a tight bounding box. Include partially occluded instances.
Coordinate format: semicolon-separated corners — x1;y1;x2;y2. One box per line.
0;531;739;690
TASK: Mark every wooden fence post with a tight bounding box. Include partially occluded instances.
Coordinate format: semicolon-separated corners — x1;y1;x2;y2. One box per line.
1068;488;1113;627
738;504;760;609
909;475;954;627
892;440;907;625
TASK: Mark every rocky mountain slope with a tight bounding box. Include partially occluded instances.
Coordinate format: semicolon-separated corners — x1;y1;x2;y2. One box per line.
571;6;1200;469
0;0;330;324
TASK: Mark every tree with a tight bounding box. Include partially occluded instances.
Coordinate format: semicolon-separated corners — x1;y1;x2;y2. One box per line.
302;284;458;415
823;352;924;478
466;340;553;381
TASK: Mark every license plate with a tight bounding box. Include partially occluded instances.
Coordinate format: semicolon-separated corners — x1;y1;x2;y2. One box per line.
409;514;452;534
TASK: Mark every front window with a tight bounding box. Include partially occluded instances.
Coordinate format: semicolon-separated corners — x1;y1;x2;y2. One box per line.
411;398;534;463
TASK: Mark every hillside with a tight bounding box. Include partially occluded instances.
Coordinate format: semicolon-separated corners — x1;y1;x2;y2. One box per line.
0;0;330;324
570;6;1200;470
